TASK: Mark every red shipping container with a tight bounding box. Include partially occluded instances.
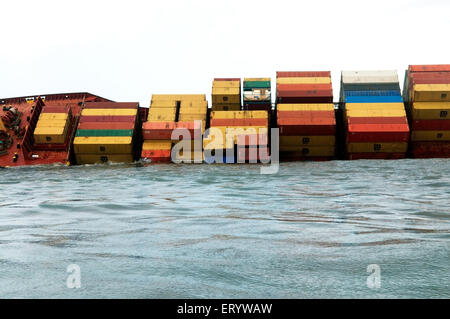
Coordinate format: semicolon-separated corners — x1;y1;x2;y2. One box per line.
347;124;409;143
83;102;139;109
278;118;336;135
174;121;203;139
347;117;408;125
79;115;136;123
41;105;70;113
347;153;406;160
142;122;175;140
277;110;335;119
411;119;450;131
408;65;450;72
141;149;172;162
276;71;331;78
277;84;332;91
78;122;135;130
210;118;268;127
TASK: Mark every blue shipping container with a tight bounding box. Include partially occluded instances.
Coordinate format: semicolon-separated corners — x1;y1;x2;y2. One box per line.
344;90;401;97
345;96;403;103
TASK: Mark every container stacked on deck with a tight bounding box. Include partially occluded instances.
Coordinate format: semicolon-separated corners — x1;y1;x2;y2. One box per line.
403;65;450;158
211;78;241;111
341;70;409;160
34;105;72;145
204;110;269;163
141;95;207;163
74;103;139;164
276;71;335;161
243;78;271;111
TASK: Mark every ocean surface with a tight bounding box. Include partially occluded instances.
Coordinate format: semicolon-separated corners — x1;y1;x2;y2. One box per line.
0;159;449;299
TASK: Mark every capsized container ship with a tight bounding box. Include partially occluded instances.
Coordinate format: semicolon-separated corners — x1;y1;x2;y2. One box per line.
0;93;147;167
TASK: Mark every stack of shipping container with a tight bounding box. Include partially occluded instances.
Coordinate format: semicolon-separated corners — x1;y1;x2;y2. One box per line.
141;95;207;163
243;78;272;111
73;102;139;164
34;105;72;145
211;78;241;111
276;71;336;161
403;65;450;158
204;110;269;163
341;71;409;160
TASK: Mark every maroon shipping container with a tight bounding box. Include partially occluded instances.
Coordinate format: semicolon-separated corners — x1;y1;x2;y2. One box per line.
277;84;332;91
347;123;409;143
276;71;331;78
347;153;406;160
411;142;450;158
77;122;135;130
279;153;332;162
277;110;335;119
79;115;136;123
277;96;333;103
84;102;139;109
411;119;450;131
408;65;450;73
347;117;408;125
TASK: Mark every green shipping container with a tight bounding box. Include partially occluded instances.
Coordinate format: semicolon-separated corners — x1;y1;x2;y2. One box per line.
243;81;271;89
76;129;134;137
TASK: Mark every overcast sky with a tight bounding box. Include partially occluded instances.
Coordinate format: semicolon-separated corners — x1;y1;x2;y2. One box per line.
1;0;449;107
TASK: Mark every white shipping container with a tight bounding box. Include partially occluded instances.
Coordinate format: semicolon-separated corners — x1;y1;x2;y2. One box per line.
341;70;399;84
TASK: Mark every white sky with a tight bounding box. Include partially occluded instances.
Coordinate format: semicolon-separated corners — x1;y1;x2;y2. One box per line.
1;0;449;107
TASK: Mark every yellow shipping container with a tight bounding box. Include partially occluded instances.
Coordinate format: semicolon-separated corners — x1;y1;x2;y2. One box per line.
212;81;240;88
73;136;133;154
244;78;270;82
280;136;335;146
347;142;408;153
33;126;68;144
411;102;450;120
345;108;406;118
142;140;172;151
38;113;69;121
211;110;268;120
179;106;207;114
212;87;241;104
345;103;405;111
151;94;206;102
413;84;450;102
0;117;5;131
276;77;331;84
178;114;206;121
81;109;137;116
411;131;450;141
280;146;335;156
36;120;68;128
211;104;241;111
75;154;134;164
147;108;176;122
150;100;177;108
277;104;334;111
203;134;234;150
